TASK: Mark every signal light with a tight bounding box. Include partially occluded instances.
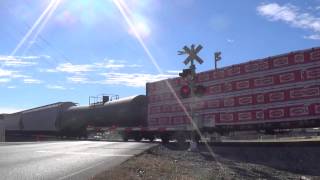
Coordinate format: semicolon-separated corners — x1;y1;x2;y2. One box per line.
102;96;109;103
180;85;191;98
179;68;192;78
194;85;206;97
180;85;206;98
214;51;221;61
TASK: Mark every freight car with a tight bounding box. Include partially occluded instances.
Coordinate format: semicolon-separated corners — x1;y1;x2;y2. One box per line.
63;95;148;128
88;46;320;143
61;95;151;141
2;102;88;138
0;118;4;142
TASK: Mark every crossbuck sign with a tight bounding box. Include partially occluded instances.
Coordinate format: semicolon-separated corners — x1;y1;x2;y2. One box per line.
178;44;204;65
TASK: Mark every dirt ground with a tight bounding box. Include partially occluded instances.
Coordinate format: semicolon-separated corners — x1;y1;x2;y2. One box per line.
93;143;320;180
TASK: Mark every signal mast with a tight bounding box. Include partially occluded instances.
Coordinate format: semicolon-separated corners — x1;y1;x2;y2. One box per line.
178;44;205;151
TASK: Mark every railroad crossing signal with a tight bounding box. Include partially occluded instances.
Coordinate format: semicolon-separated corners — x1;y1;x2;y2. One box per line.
178;44;206;98
178;44;204;66
177;44;205;151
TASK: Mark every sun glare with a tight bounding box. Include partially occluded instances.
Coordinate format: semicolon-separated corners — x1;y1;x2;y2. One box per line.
129;21;151;38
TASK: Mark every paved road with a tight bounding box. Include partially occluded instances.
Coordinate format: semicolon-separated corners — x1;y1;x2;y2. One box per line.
0;141;156;180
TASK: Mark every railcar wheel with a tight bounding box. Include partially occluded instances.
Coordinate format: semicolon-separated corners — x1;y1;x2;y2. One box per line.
121;133;129;142
161;135;170;144
123;137;129;142
134;136;142;142
195;134;201;144
148;136;155;142
175;133;187;146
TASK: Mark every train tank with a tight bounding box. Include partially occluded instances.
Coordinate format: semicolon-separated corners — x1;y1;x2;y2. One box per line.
61;95;148;128
3;102;78;137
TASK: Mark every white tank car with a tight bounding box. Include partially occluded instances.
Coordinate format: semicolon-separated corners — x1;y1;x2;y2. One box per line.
0;119;4;142
2;102;80;137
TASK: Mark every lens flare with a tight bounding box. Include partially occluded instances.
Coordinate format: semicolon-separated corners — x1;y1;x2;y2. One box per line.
10;0;60;56
112;0;225;171
23;0;61;55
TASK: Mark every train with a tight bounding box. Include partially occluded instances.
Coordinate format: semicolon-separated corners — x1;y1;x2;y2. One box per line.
1;96;148;139
1;102;84;138
1;46;320;143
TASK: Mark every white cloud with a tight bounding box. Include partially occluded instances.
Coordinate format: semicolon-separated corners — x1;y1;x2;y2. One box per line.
227;39;235;43
99;72;176;87
40;55;51;59
94;59;124;69
15;55;44;59
11;74;30;78
46;59;142;75
0;78;11;83
95;59;142;69
66;71;177;86
0;68;30;82
304;34;320;40
46;85;67;90
0;55;37;67
95;63;124;69
257;3;297;22
257;3;320;40
39;68;58;73
7;86;16;89
55;63;94;74
0;55;47;67
3;60;37;67
167;70;181;74
67;76;89;83
23;78;42;84
0;68;14;77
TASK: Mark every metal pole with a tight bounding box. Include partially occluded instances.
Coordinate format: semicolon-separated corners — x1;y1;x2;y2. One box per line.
215;59;217;70
189;60;198;151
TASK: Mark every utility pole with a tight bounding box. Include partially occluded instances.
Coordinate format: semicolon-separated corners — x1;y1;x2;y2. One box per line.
178;44;204;151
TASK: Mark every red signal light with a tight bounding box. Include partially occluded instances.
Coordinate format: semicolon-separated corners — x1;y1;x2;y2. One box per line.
180;85;191;98
194;85;206;97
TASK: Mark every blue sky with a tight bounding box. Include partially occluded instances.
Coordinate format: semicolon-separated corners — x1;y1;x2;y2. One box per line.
0;0;319;113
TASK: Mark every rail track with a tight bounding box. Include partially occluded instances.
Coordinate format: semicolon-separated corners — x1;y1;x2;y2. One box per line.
5;132;320;148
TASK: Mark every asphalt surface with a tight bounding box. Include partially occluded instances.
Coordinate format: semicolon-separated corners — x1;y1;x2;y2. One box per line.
0;141;156;180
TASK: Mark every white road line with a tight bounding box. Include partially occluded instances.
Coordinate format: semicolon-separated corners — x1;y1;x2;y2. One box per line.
36;150;133;157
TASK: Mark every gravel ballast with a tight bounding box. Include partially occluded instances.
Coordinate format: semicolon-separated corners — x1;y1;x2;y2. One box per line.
93;143;320;180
